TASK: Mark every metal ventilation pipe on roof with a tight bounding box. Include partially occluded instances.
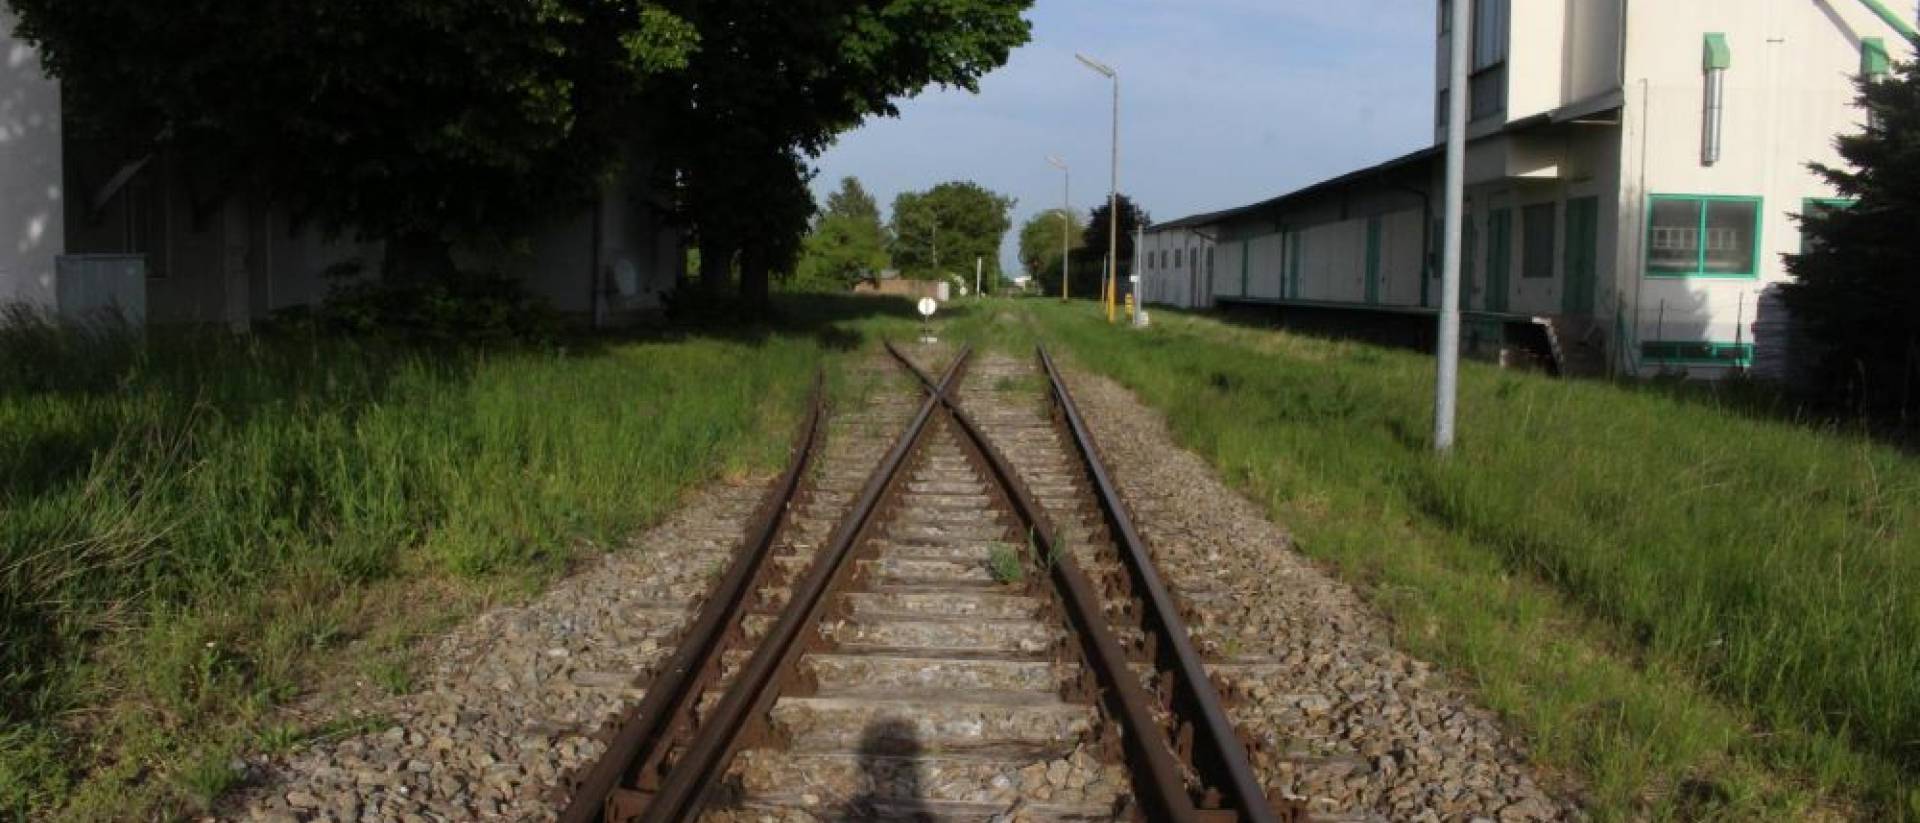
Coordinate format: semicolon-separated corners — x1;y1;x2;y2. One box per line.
1703;70;1724;165
1703;33;1730;167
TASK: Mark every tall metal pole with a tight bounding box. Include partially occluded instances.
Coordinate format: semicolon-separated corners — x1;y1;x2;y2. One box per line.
1434;0;1471;452
1049;156;1071;302
975;257;983;298
1062;172;1072;302
1108;75;1121;325
1079;54;1120;325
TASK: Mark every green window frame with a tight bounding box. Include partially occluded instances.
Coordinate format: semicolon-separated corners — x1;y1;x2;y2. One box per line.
1644;194;1763;279
1640;341;1754;367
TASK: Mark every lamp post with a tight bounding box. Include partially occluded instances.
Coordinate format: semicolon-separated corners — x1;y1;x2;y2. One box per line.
1076;53;1120;324
1047;155;1071;302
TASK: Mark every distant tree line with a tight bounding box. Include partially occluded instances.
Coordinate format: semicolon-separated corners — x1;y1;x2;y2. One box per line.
1019;194;1148;299
8;0;1035;322
791;177;1018;295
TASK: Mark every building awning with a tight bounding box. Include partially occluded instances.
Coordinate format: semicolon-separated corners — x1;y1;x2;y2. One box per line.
1550;87;1626;124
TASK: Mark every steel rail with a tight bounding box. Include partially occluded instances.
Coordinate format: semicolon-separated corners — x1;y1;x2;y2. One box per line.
632;348;973;823
558;371;828;823
884;340;1206;822
1038;346;1297;822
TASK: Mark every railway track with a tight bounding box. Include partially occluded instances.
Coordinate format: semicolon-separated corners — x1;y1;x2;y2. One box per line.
559;344;1304;822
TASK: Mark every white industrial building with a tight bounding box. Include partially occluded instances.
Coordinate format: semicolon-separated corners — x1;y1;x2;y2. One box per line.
1;6;683;331
1140;0;1917;379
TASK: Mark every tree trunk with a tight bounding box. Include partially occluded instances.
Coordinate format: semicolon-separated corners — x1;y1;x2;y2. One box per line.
738;245;771;321
382;232;457;285
699;238;736;297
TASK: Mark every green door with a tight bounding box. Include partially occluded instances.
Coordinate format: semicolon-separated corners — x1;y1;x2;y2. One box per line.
1564;197;1599;315
1485;209;1511;313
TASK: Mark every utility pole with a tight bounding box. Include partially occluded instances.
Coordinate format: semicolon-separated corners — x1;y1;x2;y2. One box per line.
975;257;983;298
1434;0;1470;453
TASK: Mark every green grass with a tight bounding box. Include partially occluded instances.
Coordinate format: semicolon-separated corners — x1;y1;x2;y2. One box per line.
0;309;829;819
986;541;1025;585
994;300;1920;820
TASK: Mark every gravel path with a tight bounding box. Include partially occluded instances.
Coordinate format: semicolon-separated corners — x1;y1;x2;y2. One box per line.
227;479;772;823
1052;356;1583;822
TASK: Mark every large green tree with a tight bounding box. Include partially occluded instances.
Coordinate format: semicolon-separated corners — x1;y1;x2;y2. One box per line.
1784;61;1920;415
890;182;1016;291
1020;208;1084;294
797;178;891;289
9;0;697;276
656;0;1032;312
825;177;885;227
1082;193;1151;274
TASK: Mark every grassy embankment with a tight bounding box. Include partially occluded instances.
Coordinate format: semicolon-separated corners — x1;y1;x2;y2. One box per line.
990;299;1917;821
0;308;859;819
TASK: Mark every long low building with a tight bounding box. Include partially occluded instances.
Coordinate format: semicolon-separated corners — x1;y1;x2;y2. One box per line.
1140;0;1917;380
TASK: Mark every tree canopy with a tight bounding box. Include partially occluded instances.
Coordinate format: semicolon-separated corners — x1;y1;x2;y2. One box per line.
1020;208;1084;294
11;0;1035;314
657;0;1032;310
10;0;697;263
890;182;1016;290
825;178;885;228
1784;61;1920;415
796;177;892;289
1083;194;1151;271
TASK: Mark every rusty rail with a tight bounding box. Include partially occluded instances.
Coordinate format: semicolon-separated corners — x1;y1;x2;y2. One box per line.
565;343;1292;821
1038;346;1298;822
558;371;828;823
628;348;973;823
884;340;1209;822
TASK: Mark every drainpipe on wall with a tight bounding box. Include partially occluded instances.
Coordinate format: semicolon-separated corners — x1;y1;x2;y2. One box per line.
1862;37;1892;129
1852;0;1920;43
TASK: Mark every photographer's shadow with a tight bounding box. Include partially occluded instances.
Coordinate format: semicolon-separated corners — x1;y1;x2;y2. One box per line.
833;718;934;822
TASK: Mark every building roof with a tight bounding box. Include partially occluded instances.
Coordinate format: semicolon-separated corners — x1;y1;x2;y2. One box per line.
1147;88;1626;235
1147;144;1437;234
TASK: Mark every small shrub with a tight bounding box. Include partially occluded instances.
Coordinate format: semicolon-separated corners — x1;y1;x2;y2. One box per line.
313;264;560;344
987;542;1024;585
172;752;237;811
256;724;304;754
367;659;413;696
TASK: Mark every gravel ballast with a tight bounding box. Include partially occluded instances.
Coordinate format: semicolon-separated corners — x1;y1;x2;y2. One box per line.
227;479;771;823
1051;356;1583;821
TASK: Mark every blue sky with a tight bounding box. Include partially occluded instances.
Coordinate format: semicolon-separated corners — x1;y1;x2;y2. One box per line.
810;0;1438;277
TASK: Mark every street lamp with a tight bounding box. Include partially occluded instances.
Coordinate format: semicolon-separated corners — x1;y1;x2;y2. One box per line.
1076;52;1121;324
1047;155;1071;302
